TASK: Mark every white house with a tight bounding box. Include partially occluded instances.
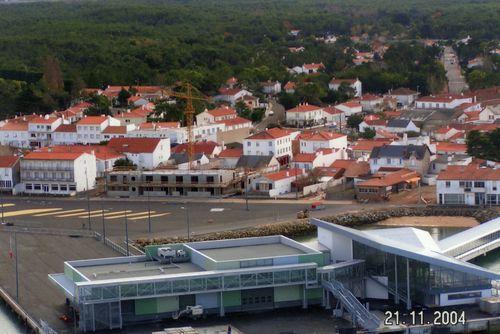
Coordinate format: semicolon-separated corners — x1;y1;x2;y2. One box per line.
359;94;384;112
433;126;463;142
436;164;500;206
20;151;97;196
369;144;432;175
107;137;171;170
386;119;420;133
262;81;281;95
0;120;30;148
415;95;473;109
385;87;419;106
292;149;338;170
196;107;238;125
52;124;78;145
322;106;345;126
28;115;63;148
359;116;387;133
0;156;20;193
289;63;325;75
214;88;252;106
285;103;324;126
335;101;362;116
328;78;362;97
298;130;347;154
76;115;121;144
251;168;306;196
244;128;297;164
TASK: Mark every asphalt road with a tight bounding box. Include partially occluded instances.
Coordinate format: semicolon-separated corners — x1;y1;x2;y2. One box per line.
442;46;468;94
0;196;385;241
254;99;285;131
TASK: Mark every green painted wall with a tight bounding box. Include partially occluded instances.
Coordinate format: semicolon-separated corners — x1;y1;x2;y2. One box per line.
65;264;85;283
222;290;241;307
216;260;240;270
274;285;303;302
298;253;326;266
135;298;158;315
306;288;323;300
157;296;179;313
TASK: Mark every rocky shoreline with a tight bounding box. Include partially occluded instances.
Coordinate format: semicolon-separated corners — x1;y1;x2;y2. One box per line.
134;206;499;249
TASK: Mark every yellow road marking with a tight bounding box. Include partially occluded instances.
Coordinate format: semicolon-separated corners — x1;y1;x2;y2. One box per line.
128;213;170;221
79;210;130;219
34;209;85;217
0;203;15;208
2;208;62;217
58;210;104;218
105;211;156;220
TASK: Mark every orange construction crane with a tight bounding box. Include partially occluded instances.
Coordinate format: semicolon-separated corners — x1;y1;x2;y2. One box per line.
165;83;211;169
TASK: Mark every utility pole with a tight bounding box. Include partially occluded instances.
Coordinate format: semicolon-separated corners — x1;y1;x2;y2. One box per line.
14;232;19;302
125;210;129;256
1;189;4;225
147;182;151;239
101;201;106;245
85;168;91;231
245;170;249;211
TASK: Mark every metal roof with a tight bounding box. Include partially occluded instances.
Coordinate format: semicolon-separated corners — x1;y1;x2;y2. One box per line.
311;218;500;279
438;217;500;253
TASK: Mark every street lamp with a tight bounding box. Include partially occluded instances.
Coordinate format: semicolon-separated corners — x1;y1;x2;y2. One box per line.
180;204;191;242
125;209;129;256
85;167;91;231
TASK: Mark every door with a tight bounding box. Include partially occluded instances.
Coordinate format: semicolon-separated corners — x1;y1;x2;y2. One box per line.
43;184;49;193
475;193;485;205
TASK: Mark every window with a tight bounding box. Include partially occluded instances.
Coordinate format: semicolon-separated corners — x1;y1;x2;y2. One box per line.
160;176;168;183
387;158;391;164
191;176;198;183
145;175;153;182
445;181;451;188
206;176;214;183
247;142;251;146
459;181;472;188
60;184;68;191
176;176;183;183
51;184;59;191
474;181;485;188
110;175;117;182
26;184;32;190
69;184;76;191
268;141;272;147
34;184;41;190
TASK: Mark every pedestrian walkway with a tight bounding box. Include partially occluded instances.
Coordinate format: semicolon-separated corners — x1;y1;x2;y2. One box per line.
0;205;170;222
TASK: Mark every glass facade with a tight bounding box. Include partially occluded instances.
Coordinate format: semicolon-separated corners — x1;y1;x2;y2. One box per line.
352;241;491;307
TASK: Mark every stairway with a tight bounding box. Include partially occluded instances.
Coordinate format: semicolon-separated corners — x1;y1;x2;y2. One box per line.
322;280;380;331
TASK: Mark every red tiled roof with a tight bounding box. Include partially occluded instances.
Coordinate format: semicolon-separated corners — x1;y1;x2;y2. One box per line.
293;153;317;163
338;101;362;108
263;168;304;181
0;122;29;131
38;145;124;160
330;78;357;85
284;81;296;90
246;128;292;140
0;156;20;168
108;138;162;154
323;106;343;115
217;116;251;126
351;139;392;151
435;142;467;153
207;107;237;117
438;165;500;181
218;148;243;158
299;130;345;141
218;87;244;96
330;159;357;169
389;87;418;96
54;124;77;133
172;141;219;155
29;116;58;124
303;63;324;70
360;94;382;101
138;122;180;130
286;104;322;113
103;126;127;134
358;169;420;187
77;116;108;125
24;151;85;160
364;119;387;126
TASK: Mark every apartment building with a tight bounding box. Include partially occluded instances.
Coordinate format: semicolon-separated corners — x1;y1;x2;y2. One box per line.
298;130;347;154
20;151;97;195
76;115;121;144
28;116;63;148
285;103;324;127
436;164;500;205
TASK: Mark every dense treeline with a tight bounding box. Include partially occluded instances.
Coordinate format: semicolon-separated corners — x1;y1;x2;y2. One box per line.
466;129;500;162
0;0;498;119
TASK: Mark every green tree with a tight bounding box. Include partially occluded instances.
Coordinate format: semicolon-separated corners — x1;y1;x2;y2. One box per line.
117;88;131;107
360;127;376;139
347;114;364;129
86;94;110;116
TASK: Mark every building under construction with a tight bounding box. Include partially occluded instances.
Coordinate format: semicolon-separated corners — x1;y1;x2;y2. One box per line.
106;169;242;197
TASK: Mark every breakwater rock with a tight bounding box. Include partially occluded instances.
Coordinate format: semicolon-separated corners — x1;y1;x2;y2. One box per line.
134;206;498;248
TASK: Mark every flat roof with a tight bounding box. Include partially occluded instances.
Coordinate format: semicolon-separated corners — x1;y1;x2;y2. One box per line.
438;217;500;252
77;260;203;281
200;243;305;261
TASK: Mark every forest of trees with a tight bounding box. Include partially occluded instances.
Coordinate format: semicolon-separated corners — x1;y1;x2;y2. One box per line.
0;0;498;119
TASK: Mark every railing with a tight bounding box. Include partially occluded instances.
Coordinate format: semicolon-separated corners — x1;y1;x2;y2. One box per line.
322;279;380;331
445;230;500;258
366;275;407;305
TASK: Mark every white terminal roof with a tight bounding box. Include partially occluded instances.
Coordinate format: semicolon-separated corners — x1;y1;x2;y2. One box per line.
311;218;500;280
438;217;500;253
